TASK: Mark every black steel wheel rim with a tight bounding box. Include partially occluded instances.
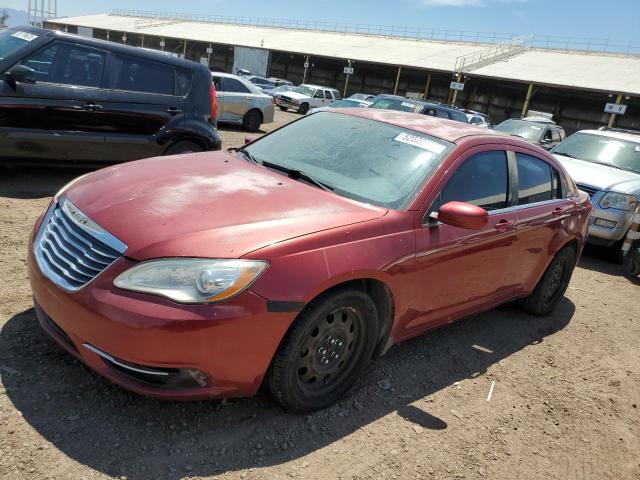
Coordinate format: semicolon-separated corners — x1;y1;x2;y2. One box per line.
543;259;566;304
295;306;362;395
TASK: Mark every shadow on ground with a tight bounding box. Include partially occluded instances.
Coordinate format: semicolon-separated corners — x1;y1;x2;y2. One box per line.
0;165;92;200
0;299;574;479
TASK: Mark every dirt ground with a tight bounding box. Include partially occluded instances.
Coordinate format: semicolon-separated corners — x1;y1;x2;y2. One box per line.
1;110;639;480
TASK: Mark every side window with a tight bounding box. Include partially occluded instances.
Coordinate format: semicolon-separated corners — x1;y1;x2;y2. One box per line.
212;76;222;91
551;129;561;142
435;108;449;119
222;78;251;93
516;153;558;205
470;117;481;125
313;90;324;99
113;55;175;95
435;151;509;212
424;107;437;116
177;69;192;96
324;90;333;100
21;44;59;82
543;129;553;141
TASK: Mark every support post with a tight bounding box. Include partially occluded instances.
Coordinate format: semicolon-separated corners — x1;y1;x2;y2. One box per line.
451;73;461;105
343;60;352;98
422;73;432;100
183;40;187;59
302;55;310;84
608;94;623;128
393;66;402;95
207;43;212;66
521;83;534;117
141;34;144;48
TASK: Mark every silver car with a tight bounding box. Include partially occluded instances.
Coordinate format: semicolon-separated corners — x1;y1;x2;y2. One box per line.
552;129;640;256
211;72;275;132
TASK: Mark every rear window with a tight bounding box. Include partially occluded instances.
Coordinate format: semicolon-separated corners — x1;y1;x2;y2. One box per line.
222;77;251;93
177;69;192;96
112;54;175;95
516;154;560;205
370;98;422;113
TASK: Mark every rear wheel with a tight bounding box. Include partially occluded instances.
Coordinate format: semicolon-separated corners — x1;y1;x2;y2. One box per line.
267;289;378;412
623;249;640;279
242;110;262;132
520;246;576;316
164;141;203;155
298;103;310;115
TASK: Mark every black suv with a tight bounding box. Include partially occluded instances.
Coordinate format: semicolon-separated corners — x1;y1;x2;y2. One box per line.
369;97;470;123
0;26;221;165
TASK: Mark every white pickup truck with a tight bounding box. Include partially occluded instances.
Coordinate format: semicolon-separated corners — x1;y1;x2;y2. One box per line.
274;84;342;114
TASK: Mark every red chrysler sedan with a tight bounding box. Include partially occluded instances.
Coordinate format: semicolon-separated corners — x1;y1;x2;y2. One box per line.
28;109;591;411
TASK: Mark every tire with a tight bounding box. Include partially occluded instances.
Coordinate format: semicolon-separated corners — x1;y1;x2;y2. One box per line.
267;289;379;412
606;239;625;264
278;106;288;111
242;110;262;132
623;249;640;279
520;246;577;316
164;141;203;155
297;103;310;115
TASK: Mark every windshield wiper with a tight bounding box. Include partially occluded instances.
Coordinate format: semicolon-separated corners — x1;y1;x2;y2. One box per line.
230;147;260;165
262;161;334;192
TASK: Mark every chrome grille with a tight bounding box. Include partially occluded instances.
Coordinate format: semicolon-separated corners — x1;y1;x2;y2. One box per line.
576;183;599;198
35;198;127;291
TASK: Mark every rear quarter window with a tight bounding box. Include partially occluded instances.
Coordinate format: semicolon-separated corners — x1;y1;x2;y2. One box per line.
112;54;176;95
516;154;561;205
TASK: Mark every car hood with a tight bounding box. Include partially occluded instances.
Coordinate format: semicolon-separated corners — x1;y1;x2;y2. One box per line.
553;154;640;195
63;152;387;260
281;91;310;100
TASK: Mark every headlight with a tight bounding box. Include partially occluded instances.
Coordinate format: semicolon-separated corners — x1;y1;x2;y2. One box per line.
113;258;268;304
599;192;638;211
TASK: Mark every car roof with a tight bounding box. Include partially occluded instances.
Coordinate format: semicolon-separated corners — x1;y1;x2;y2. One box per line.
302;84;336;90
577;129;640;144
332;108;503;143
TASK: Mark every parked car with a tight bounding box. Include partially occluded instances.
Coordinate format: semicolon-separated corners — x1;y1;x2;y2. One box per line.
348;93;375;102
245;75;275;91
261;84;294;98
269;77;293;87
0;26;221;164
29;109;590;412
462;109;491;128
369;97;469;123
308;98;370;114
494;119;566;150
551;129;640;259
275;84;342;114
211;72;274;132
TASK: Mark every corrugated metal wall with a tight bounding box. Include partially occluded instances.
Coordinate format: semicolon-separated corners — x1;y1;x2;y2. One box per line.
232;47;270;77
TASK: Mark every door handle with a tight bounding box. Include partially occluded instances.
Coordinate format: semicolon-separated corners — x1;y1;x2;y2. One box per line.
552;207;571;217
495;219;516;232
166;107;183;115
82;103;103;111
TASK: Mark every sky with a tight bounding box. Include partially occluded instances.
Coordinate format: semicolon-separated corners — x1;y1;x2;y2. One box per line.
2;0;639;41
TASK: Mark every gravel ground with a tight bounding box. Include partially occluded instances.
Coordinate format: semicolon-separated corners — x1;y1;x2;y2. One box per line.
1;110;639;480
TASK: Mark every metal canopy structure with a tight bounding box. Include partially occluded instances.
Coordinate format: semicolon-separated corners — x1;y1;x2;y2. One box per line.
47;12;640;96
27;0;57;28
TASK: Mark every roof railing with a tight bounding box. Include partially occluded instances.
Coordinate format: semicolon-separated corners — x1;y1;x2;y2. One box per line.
109;9;640;56
454;35;533;73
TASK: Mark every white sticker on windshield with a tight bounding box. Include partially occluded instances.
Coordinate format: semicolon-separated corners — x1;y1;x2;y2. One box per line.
11;31;38;42
401;102;416;108
635;146;640;152
394;133;446;154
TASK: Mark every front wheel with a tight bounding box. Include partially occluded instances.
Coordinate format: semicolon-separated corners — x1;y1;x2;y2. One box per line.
267;289;379;412
164;140;203;155
297;103;310;115
520;246;576;316
623;249;640;279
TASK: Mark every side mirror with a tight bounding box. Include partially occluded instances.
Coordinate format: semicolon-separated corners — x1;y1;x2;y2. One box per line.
436;201;488;230
7;65;36;87
244;134;261;145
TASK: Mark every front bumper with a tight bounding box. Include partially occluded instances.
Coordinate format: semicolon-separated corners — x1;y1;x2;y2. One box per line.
27;242;294;400
275;97;300;109
586;205;634;246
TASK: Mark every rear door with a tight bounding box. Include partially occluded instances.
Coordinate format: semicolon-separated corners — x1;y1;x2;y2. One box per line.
98;53;186;162
509;151;576;292
217;76;252;123
407;149;520;334
0;41;109;162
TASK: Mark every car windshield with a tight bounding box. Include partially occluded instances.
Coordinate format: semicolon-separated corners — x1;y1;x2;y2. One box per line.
244;112;453;209
494;119;544;141
0;29;38;61
350;94;370;101
552;132;640;174
369;98;423;113
294;85;315;96
274;85;293;93
330;99;365;108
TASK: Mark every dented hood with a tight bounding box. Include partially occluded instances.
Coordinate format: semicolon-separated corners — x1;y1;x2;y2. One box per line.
63;152;387;260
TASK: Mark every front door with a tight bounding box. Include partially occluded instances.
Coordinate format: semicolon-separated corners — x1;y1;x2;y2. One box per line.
402;149;520;335
0;41;109;162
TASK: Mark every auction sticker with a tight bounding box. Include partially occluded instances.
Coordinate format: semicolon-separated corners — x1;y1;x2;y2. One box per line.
394;133;446;154
11;31;38;42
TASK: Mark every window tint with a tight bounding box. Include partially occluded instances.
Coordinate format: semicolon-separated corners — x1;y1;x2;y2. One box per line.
516;154;557;205
222;77;251;93
438;151;509;211
177;69;192;96
324;90;333;100
22;44;58;82
435;108;449;119
23;43;105;87
113;55;174;95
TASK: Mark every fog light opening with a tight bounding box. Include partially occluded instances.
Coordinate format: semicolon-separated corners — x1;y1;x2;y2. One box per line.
594;218;617;229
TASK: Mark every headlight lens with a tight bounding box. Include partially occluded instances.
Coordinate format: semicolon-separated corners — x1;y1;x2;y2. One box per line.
599;192;638;211
113;259;268;304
